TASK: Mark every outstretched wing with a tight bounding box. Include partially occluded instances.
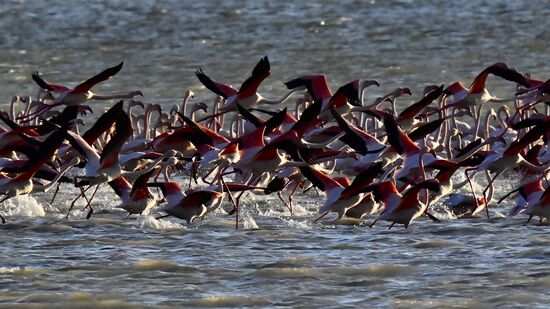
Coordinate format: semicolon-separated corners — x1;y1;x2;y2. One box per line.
238;56;270;97
73;62;124;93
31;71;70;93
195;68;238;98
485;62;531;89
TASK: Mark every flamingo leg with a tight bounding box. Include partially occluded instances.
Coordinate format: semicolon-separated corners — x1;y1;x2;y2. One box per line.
277;192;290;212
313;210;330;224
369;218;379;228
188;159;198;190
49;182;61;205
482;171;501;218
288;181;301;216
465;168;484;218
155;214;171;220
473;104;483;139
66;185;92;219
83;184;101;219
234;191;246;230
220;177;239;229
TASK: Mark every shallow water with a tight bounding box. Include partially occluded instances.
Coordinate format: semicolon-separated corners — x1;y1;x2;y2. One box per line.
1;1;550;308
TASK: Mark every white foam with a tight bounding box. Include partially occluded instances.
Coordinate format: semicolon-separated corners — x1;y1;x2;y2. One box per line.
138;215;186;231
2;195;45;217
0;266;24;273
241;211;259;230
285;219;312;229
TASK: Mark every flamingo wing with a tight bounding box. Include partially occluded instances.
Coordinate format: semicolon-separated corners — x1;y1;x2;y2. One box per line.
82;101;123;144
334;80;362;107
290;99;322;136
236;102;265;128
17;126;68;180
340;162;384;199
397;85;443;121
285;75;332;101
195;68;237;99
408;118;445;141
100;107;132;168
330;106;370;155
238;56;271;97
262;107;287;134
72;62;124;93
298;165;341;193
130;167;159;197
177;112;214;146
382;114;420;155
31;71;70;93
485;62;531;89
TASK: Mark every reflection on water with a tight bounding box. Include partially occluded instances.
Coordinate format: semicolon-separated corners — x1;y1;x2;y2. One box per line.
1;1;550;308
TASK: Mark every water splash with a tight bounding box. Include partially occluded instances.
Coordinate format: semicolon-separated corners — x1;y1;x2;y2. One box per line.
2;195;45;217
138;215;186;231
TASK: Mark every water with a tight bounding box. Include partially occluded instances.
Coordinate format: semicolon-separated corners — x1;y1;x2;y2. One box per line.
1;0;550;308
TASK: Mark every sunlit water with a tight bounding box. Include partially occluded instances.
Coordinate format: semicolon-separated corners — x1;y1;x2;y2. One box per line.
1;1;550;308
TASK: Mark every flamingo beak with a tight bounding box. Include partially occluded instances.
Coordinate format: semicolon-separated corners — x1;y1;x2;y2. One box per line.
194;102;208;113
130;100;145;109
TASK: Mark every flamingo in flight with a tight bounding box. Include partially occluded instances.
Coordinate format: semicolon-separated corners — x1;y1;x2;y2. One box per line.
196;56;302;115
441;62;531;138
366;179;441;229
150;181;227;224
0;126;71;223
23;62;142;121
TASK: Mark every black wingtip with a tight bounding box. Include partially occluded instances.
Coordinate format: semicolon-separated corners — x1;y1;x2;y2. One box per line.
31;71;53;91
109;61;124;75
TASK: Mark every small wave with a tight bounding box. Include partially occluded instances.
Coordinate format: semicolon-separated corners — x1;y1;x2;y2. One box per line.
361;264;412;277
392;298;489;308
252;267;319;278
489;293;542;305
134;259;197;273
184;295;272;308
536;278;550;287
413;239;463;249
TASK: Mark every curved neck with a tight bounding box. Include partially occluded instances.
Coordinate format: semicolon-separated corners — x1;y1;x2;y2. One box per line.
258;88;301;105
35;157;79;193
91;93;134;101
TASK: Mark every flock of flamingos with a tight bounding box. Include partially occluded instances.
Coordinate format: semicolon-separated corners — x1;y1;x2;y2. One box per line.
1;57;550;229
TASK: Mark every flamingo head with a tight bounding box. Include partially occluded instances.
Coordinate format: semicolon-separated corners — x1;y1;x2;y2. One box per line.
129;100;145;110
191;102;208;114
185;90;195;99
264;176;288;194
400;87;412;96
169;105;179;115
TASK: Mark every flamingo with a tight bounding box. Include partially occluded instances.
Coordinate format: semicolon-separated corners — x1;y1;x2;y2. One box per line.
525;186;550;224
299;162;383;222
441;62;531;138
196;56;302;114
150;182;225;224
23;62;142;121
0;126;70;223
368;179;441;229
